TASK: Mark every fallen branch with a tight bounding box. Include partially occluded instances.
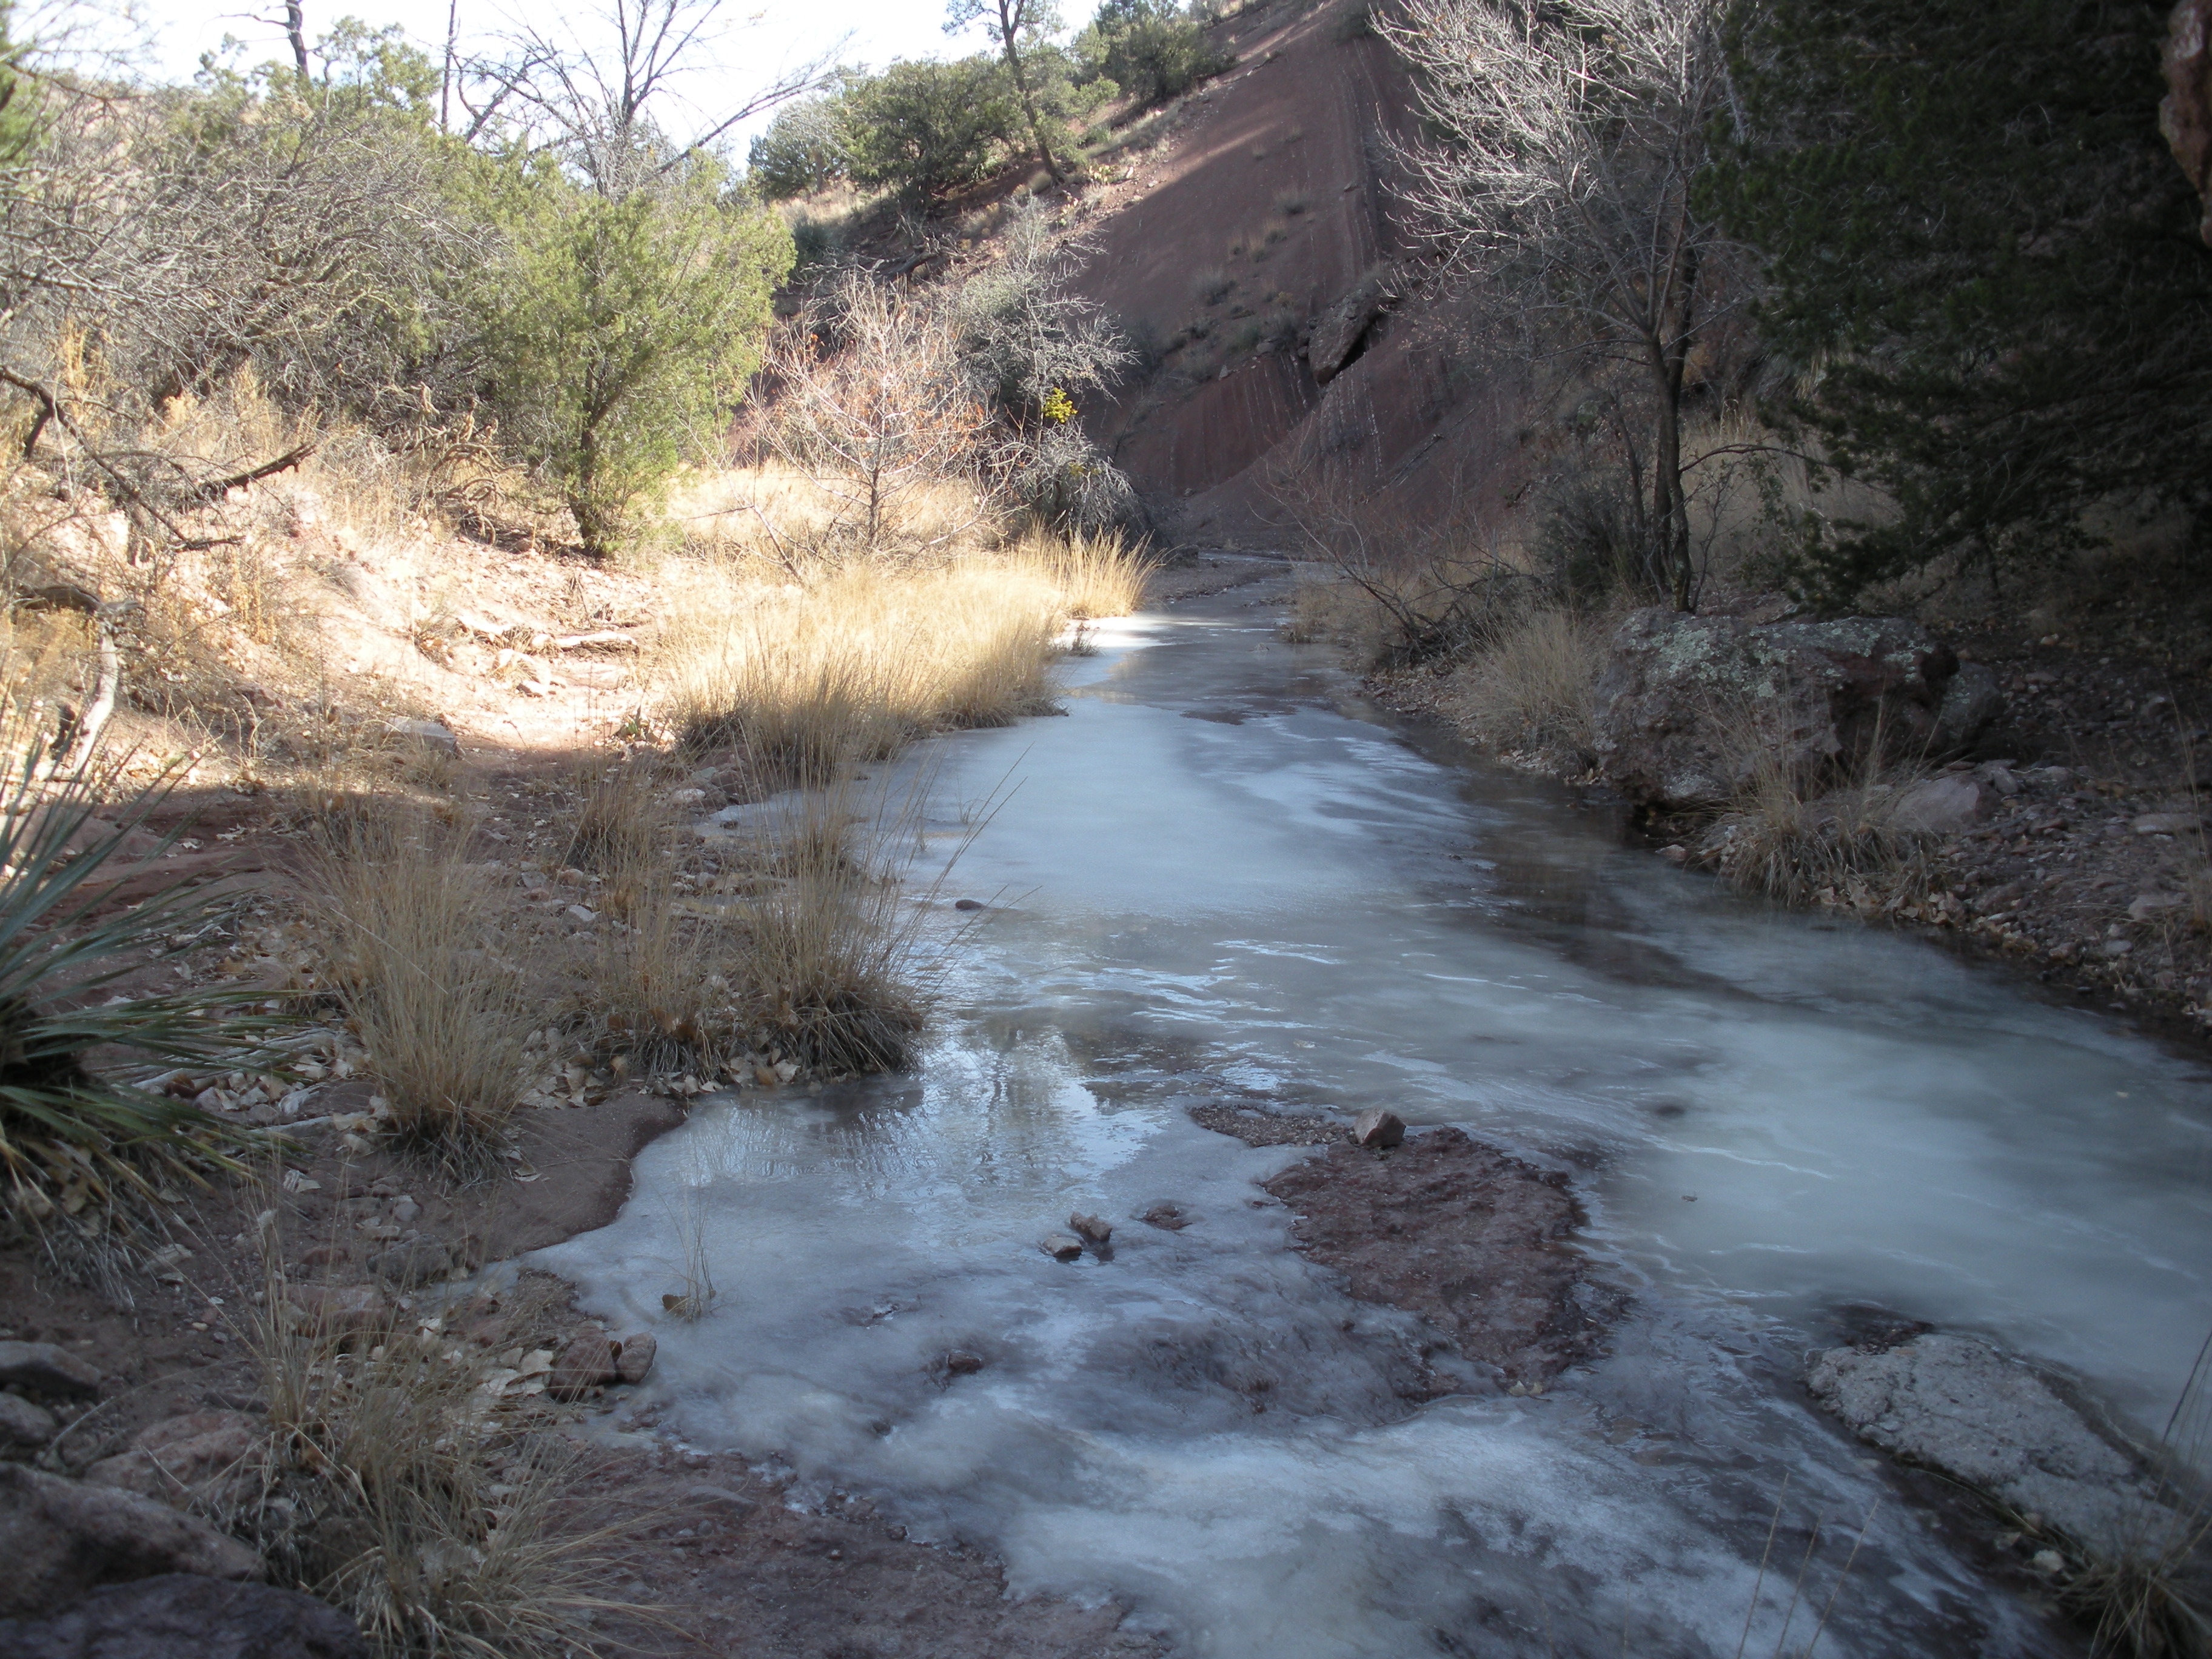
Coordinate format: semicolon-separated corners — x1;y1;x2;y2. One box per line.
187;443;315;502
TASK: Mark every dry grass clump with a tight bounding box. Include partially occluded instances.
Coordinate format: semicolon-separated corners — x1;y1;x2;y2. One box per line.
1702;708;1937;907
1441;608;1605;763
674;461;985;569
319;820;532;1164
659;558;1064;776
712;775;939;1074
999;525;1155;618
241;1262;629;1658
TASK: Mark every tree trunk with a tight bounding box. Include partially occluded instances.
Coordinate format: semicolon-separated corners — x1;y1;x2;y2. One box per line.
997;0;1064;184
285;0;311;85
1648;232;1703;611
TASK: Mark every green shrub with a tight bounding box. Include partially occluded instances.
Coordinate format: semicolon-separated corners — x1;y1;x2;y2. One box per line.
0;755;271;1238
845;57;1023;201
748;92;855;201
477;158;791;554
1077;0;1231;107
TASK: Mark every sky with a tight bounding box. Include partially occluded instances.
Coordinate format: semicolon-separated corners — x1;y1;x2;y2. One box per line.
114;0;984;153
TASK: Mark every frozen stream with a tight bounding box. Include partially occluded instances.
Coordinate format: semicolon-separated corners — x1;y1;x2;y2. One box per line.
541;571;2212;1657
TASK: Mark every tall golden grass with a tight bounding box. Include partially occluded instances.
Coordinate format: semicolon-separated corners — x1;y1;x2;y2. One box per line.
319;820;532;1162
657;502;1152;777
1441;608;1606;763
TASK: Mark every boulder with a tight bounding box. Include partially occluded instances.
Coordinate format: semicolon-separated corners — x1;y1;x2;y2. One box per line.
1931;664;2005;756
612;1332;656;1386
1591;603;1989;811
0;1573;367;1659
0;1342;101;1401
1139;1202;1190;1231
85;1413;261;1510
0;1464;263;1618
1807;1333;2171;1553
547;1330;618;1400
1888;774;1996;836
0;1392;59;1447
1306;267;1401;384
1039;1233;1085;1261
1068;1212;1113;1245
2165;0;2212;242
1351;1108;1406;1150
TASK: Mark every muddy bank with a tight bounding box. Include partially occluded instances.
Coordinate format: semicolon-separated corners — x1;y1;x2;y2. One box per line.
1193;1107;1612;1389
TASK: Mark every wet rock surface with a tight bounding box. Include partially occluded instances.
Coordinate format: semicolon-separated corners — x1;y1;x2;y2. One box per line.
1199;1110;1611;1386
0;1574;369;1659
1808;1333;2170;1553
1186;1102;1339;1145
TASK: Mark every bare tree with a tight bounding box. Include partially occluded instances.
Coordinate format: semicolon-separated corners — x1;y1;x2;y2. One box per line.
493;0;843;195
945;0;1064;184
1380;0;1738;609
760;269;993;551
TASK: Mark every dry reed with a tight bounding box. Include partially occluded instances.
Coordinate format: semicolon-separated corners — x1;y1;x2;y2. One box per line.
1441;608;1606;762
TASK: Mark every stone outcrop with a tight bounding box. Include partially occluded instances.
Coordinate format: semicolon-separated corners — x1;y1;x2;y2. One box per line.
85;1412;263;1511
2165;0;2212;242
1305;267;1401;384
0;1464;262;1618
1591;600;1998;811
1808;1333;2174;1553
0;1574;368;1659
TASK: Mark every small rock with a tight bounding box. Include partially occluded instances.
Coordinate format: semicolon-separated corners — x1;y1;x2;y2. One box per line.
2030;1549;2068;1575
565;904;598;924
0;1465;264;1618
953;899;985;911
280;1284;390;1338
0;1393;58;1447
0;1573;368;1659
1657;843;1689;863
389;1198;419;1225
1139;1202;1190;1230
384;717;458;757
1351;1108;1406;1150
2102;939;2134;957
548;1331;618;1400
297;1245;351;1269
943;1350;985;1376
2134;811;2202;835
2128;892;2188;923
367;1237;450;1288
612;1332;655;1386
1068;1212;1113;1245
1039;1234;1084;1261
0;1342;101;1401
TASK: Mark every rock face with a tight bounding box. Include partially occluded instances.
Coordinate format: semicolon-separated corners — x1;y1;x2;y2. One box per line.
613;1332;656;1386
1592;602;1995;811
1350;1108;1406;1150
548;1330;620;1400
0;1342;102;1400
0;1573;369;1659
1305;267;1401;384
0;1464;263;1618
2166;0;2212;242
1808;1333;2167;1552
85;1413;262;1510
0;1392;59;1447
1265;1127;1608;1385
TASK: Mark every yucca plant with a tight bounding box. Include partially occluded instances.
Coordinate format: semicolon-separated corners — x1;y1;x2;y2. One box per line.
0;746;273;1230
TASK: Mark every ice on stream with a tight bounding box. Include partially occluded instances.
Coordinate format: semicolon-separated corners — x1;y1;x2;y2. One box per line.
539;578;2210;1657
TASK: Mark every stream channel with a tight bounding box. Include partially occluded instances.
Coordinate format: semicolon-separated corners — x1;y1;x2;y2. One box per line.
541;566;2212;1658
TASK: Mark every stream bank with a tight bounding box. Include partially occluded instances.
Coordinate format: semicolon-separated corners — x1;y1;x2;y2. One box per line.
537;561;2210;1657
